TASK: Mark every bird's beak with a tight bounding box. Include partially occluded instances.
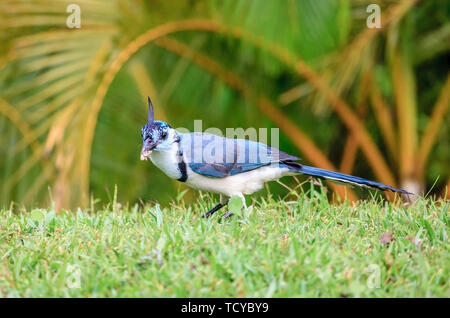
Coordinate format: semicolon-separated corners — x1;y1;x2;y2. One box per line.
140;149;152;161
140;139;157;161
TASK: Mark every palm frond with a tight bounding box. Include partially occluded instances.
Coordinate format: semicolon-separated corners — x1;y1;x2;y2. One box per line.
417;73;450;177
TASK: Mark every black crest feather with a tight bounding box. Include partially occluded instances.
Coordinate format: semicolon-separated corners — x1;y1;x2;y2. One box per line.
148;96;154;124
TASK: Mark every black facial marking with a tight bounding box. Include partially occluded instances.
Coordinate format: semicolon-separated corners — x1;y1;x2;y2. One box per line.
176;148;187;182
177;162;187;182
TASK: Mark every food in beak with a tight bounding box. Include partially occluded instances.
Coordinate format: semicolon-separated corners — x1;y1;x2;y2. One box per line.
140;150;152;161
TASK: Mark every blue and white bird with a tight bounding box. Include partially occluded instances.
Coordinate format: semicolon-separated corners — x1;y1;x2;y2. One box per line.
140;97;410;218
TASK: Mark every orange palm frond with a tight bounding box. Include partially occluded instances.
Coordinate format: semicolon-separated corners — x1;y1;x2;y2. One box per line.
417;73;450;178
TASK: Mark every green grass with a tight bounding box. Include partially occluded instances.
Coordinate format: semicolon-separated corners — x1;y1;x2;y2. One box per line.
0;186;448;297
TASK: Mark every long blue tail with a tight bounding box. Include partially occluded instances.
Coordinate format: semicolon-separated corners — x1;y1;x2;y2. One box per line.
283;162;411;195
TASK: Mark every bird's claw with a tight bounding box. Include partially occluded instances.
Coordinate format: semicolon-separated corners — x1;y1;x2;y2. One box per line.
222;212;233;219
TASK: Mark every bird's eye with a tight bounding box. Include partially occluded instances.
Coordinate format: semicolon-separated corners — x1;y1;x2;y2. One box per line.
161;131;168;139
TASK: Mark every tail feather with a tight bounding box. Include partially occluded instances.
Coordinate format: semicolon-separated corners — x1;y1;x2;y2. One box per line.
283;162;412;195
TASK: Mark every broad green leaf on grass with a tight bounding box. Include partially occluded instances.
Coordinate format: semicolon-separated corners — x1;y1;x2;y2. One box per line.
228;195;243;215
30;209;44;222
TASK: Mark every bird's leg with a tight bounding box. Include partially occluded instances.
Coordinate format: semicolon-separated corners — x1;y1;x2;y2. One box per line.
202;195;228;218
202;203;225;218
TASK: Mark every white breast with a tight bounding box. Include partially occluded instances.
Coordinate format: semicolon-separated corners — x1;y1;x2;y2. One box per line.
184;164;292;196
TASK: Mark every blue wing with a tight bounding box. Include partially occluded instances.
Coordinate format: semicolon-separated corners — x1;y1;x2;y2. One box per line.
180;132;299;178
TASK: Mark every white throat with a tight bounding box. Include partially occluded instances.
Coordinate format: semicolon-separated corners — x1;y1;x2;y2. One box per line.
149;143;181;180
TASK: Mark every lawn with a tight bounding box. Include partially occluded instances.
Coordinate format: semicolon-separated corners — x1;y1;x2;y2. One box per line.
0;186;448;297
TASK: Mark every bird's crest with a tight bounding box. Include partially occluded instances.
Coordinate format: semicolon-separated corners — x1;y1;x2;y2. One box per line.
148;96;154;124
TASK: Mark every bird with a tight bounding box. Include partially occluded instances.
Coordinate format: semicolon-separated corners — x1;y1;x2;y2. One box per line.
140;97;411;218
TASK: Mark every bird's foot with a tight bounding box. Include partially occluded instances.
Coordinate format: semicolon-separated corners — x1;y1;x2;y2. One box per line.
201;211;213;218
222;212;233;219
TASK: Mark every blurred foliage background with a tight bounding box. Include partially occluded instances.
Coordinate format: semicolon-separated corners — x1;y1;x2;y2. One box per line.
0;0;449;210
